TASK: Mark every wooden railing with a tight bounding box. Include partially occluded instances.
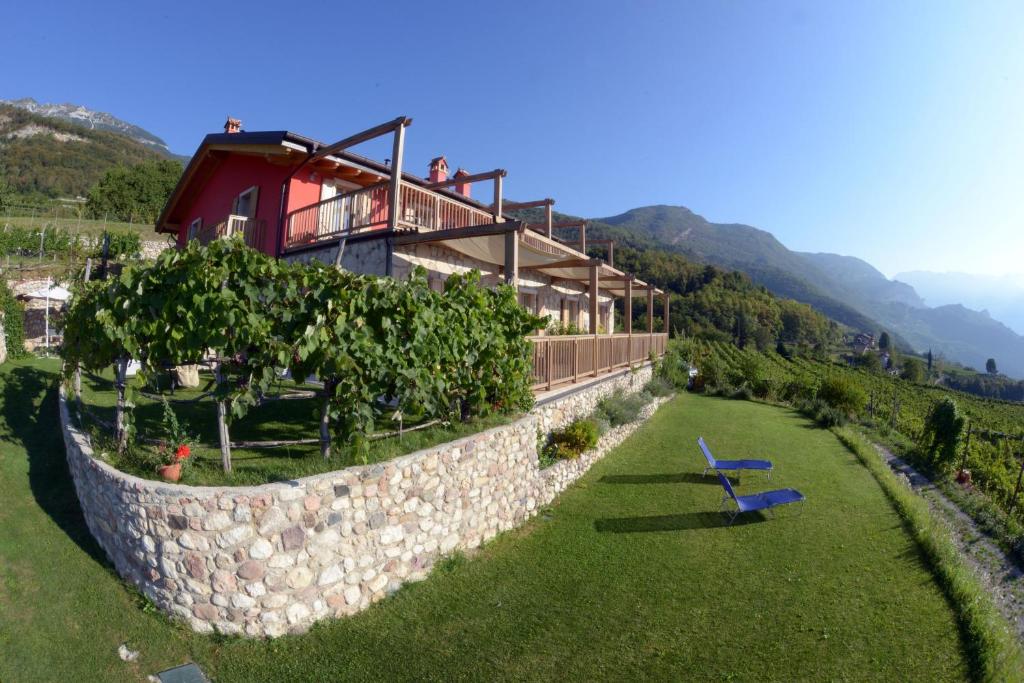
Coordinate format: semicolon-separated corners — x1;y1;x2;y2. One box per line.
284;182;496;249
527;333;668;391
195;215;266;249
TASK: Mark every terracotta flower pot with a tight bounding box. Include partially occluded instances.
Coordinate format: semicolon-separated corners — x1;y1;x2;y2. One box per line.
157;462;182;482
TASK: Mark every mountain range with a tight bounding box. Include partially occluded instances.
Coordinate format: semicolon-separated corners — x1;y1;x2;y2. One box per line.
0;98;180;158
587;206;1024;379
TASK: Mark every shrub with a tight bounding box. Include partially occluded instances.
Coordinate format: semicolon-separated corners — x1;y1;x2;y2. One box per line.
780;377;817;404
922;397;966;471
0;280;25;359
594;393;649;427
816;375;867;416
730;384;754;401
541;418;600;462
644;376;673;397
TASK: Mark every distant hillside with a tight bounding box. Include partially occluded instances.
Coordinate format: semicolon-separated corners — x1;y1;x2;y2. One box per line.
590;204;1024;379
0;103;167;199
897;270;1024;336
0;98;181;158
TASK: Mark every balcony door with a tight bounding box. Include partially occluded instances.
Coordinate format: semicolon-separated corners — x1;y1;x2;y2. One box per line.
319;179;361;237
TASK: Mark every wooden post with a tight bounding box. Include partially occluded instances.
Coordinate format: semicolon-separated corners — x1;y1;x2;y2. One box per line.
493;174;503;221
214;362;233;473
647;288;654;334
387;123;406;231
607;241;614;268
588;265;599;335
663;292;670;334
545;203;553;238
503;230;518;288
593;334;600;377
546;340;554;391
114;356;129;453
624;278;633;365
579;221;587;254
573;338;579;383
320;378;335;460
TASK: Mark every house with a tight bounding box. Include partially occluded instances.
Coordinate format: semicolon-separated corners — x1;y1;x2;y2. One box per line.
155;116;669;390
852;332;876;355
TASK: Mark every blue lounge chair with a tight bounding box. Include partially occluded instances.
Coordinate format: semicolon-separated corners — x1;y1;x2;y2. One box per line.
698;436;773;480
717;472;805;524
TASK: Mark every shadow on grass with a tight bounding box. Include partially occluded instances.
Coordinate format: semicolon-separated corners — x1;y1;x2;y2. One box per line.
599;472;732;485
594;511;766;533
0;365;111;568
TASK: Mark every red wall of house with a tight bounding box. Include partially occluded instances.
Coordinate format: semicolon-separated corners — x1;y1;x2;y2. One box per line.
175;154;301;256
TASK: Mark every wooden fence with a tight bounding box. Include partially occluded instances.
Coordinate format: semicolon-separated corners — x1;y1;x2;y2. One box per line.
527;333;668;391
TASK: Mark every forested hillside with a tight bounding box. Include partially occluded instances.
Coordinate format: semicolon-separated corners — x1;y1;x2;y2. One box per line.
0;104;167;200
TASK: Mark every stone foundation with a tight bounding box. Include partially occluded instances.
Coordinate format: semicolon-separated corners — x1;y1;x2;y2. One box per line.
60;363;664;637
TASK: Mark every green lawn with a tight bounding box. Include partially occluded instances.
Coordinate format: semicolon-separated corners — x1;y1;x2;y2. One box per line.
76;367;516;486
0;357;970;681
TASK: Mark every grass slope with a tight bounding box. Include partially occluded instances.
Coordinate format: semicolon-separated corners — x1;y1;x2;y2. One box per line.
1;358;968;681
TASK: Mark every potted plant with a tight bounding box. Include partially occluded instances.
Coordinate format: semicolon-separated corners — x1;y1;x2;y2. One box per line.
156;397;194;483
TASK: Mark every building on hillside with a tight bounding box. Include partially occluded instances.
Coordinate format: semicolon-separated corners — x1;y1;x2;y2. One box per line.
155;116;668;390
852;332;876;355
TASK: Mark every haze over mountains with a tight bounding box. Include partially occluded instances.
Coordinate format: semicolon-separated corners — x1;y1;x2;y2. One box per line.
591;206;1024;379
895;271;1024;337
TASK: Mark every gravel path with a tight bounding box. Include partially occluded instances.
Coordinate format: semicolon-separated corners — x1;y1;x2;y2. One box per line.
870;441;1024;642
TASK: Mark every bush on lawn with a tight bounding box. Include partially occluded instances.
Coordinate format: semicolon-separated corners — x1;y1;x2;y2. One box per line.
0;279;25;360
816;374;867;417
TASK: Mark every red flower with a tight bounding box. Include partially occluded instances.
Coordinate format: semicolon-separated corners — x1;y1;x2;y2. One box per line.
175;444;191;461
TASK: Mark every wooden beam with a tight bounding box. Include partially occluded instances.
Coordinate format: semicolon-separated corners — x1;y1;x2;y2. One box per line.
529;257;603;271
580;221;587;253
546;203;553;238
392;221;522;246
312;116;411;161
500;198;554;211
589;265;599;334
423;169;506;190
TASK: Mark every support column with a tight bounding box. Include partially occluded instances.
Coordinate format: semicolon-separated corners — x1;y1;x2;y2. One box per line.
663;292;671;334
647;287;654;333
545;203;553;238
503;231;519;289
387;124;406;231
579;221;587;254
589;265;599;335
493;174;504;221
624;278;633;335
607;241;614;268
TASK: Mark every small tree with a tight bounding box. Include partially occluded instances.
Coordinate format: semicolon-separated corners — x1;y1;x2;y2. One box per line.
926;349;933;372
901;358;925;383
878;331;891;350
986;358;998;375
922;397;966;471
817;375;867;416
857;351;884;374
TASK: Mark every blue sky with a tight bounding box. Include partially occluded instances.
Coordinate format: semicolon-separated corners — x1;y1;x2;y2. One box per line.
4;0;1023;278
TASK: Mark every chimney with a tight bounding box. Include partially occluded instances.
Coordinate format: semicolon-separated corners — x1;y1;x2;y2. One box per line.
454;168;471;197
224;117;242;134
428;155;448;184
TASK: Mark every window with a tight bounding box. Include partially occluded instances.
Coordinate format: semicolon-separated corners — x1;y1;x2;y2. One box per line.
187;218;202;241
232;186;259;219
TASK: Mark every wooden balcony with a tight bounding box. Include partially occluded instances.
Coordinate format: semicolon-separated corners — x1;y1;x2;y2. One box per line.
528;333;668;392
284;181;496;250
196;215;266;249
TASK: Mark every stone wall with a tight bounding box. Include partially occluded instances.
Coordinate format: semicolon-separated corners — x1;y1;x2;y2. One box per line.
60;363;661;637
283;238;389;276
